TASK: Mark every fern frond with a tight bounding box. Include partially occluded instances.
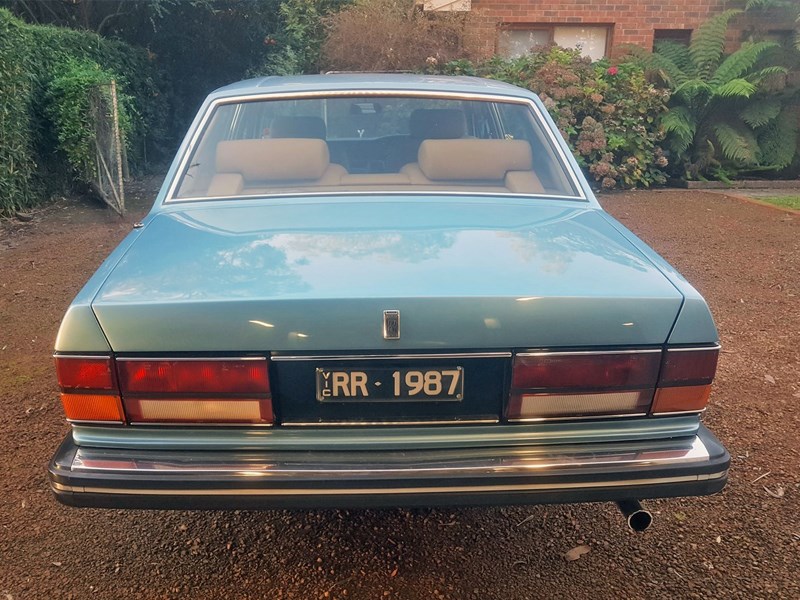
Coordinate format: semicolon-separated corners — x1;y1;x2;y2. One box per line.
714;78;757;98
745;0;779;9
757;107;799;168
674;78;713;102
710;41;778;86
740;99;781;127
712;121;759;164
653;40;692;73
690;9;743;78
661;106;697;155
745;65;788;86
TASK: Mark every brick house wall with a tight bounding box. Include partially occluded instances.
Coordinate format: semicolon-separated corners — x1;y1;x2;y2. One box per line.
465;0;793;59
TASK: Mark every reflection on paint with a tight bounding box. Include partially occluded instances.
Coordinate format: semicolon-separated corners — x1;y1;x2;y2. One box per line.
249;320;275;328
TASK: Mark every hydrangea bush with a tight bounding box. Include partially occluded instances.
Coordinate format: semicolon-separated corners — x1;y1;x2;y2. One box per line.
441;48;670;189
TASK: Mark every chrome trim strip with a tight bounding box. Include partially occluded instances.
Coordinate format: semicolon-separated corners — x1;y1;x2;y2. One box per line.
515;349;661;357
71;416;702;451
164;89;587;203
283;419;500;427
507;413;647;423
117;356;266;362
69;436;709;475
53;353;110;359
653;408;707;417
53;471;729;497
165;190;586;205
271;352;512;361
667;344;722;352
127;422;275;428
67;419;125;426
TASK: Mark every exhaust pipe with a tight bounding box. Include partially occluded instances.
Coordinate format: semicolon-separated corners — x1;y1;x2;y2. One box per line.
616;500;653;532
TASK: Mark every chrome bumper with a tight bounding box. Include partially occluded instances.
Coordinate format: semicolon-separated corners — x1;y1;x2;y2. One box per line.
49;425;729;509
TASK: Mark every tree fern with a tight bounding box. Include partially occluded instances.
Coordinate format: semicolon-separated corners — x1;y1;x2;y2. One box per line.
712;121;759;164
689;10;742;79
710;41;778;86
673;78;713;103
740;99;781;127
653;40;693;75
661;106;696;155
714;78;757;98
757;107;798;168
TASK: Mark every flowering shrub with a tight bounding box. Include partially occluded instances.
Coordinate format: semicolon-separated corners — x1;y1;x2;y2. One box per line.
440;48;670;189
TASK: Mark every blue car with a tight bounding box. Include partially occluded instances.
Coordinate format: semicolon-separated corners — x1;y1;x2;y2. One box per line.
49;75;728;531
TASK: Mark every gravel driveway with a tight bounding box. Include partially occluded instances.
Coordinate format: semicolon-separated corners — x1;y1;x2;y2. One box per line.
1;182;798;599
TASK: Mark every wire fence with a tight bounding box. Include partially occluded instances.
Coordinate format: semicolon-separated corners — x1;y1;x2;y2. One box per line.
88;80;127;215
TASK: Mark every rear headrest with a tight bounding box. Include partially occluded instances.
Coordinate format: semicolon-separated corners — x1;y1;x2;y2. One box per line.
216;139;330;181
270;116;327;139
418;139;533;181
409;109;466;139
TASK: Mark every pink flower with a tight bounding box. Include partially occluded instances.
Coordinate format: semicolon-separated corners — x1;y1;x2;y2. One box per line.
607;66;618;76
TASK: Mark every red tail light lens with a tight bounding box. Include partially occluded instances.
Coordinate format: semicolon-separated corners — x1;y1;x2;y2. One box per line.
652;346;719;414
507;346;721;421
511;352;661;389
508;350;661;421
116;358;273;424
55;356;124;423
118;360;270;395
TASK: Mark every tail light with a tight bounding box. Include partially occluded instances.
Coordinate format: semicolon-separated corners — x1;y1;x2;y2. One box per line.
55;356;124;423
507;350;661;421
651;346;719;414
55;355;273;425
508;345;719;421
117;358;272;424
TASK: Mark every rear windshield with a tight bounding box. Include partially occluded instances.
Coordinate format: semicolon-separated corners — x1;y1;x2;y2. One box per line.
172;95;581;200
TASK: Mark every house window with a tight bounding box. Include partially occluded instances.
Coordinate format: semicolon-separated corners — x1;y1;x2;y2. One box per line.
499;25;610;61
653;29;692;48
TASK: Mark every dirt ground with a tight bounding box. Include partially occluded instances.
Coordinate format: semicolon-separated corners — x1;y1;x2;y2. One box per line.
0;182;798;599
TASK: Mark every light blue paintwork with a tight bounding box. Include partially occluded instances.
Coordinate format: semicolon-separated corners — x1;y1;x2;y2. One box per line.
53;72;722;449
55;74;719;354
82;196;691;352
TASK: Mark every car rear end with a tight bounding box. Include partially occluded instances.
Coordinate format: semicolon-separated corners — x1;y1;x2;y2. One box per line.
48;76;729;516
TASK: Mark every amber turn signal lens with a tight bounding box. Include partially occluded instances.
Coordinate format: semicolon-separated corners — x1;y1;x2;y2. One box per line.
60;393;125;422
651;385;712;414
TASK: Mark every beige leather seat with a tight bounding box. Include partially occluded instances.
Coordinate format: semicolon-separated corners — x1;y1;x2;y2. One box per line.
401;139;545;193
206;138;347;196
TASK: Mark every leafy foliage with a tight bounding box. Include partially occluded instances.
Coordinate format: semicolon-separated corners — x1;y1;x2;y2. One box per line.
45;60;133;183
0;9;164;215
249;0;351;76
439;48;670;189
0;9;36;213
322;0;476;72
635;11;798;180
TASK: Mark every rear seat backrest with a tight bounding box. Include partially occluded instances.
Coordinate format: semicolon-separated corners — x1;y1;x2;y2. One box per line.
207;138;346;196
401;139;544;193
417;139;532;180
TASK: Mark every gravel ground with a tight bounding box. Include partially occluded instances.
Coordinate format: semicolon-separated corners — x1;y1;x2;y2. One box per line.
0;183;798;599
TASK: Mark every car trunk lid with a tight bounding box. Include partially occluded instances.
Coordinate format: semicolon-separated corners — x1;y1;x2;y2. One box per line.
91;198;684;353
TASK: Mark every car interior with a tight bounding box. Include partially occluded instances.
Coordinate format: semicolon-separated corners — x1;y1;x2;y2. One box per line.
175;100;580;199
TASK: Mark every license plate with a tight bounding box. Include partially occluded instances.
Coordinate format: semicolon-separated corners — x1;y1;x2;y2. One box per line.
316;366;463;402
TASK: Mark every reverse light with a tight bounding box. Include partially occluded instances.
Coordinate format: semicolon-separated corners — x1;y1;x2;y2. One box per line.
116;358;273;424
55;356;124;423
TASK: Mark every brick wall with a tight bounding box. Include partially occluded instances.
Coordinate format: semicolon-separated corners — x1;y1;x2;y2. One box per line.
466;0;783;58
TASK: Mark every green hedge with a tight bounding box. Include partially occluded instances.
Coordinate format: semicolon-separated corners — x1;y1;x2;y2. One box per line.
0;9;166;215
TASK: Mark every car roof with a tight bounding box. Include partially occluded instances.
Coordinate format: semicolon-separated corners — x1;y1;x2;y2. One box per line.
209;73;534;100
